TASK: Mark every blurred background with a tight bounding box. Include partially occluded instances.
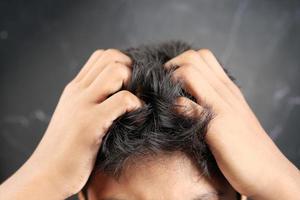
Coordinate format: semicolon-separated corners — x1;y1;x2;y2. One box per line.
0;0;299;199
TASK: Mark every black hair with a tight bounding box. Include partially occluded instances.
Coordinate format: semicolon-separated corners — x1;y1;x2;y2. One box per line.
83;41;241;199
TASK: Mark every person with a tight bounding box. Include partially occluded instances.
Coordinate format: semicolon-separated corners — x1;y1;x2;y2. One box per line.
0;41;299;200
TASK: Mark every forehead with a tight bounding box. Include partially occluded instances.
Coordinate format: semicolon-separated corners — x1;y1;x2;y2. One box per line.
86;153;237;200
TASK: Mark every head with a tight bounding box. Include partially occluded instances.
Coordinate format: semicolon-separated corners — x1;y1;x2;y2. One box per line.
79;41;240;200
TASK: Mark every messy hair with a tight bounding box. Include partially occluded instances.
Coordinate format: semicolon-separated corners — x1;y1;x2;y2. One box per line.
96;40;217;176
83;41;240;198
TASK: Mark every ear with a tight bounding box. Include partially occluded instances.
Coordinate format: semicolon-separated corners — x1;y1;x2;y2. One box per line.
78;191;86;200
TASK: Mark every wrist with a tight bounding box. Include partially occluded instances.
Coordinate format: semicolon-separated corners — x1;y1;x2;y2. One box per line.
24;155;73;199
0;157;70;200
251;165;300;200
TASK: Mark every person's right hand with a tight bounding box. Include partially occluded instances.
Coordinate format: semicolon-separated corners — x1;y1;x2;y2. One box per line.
0;49;143;200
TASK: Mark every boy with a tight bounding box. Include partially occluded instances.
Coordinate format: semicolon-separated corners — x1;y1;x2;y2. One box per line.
1;41;299;200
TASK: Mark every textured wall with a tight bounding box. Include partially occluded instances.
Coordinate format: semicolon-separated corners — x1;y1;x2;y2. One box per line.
1;0;300;199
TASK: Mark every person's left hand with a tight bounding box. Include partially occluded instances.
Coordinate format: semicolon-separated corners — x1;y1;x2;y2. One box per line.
164;49;300;199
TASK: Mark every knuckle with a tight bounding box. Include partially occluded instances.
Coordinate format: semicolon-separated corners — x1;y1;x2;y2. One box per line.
232;84;244;97
107;62;131;80
184;50;200;61
64;81;76;91
104;48;121;57
118;90;136;106
64;80;85;93
175;96;189;106
92;49;104;56
198;48;212;56
106;62;131;83
177;64;196;78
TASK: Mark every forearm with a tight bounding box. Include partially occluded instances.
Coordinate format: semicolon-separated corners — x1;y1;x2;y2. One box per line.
0;159;68;200
251;158;300;200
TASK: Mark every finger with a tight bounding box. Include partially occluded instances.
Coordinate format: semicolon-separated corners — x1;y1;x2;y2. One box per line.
165;50;235;108
172;64;227;112
165;50;201;69
87;62;132;103
96;90;143;135
197;50;264;129
73;50;104;82
80;49;132;87
173;96;205;118
166;50;224;90
197;49;244;100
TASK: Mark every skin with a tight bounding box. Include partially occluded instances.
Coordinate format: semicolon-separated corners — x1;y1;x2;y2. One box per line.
80;152;237;200
165;50;300;199
0;48;299;200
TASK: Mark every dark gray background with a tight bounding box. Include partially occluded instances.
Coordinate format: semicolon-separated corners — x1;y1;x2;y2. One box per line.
1;0;299;199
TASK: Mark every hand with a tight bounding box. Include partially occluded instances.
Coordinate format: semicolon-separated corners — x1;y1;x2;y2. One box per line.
0;49;143;199
165;49;300;200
